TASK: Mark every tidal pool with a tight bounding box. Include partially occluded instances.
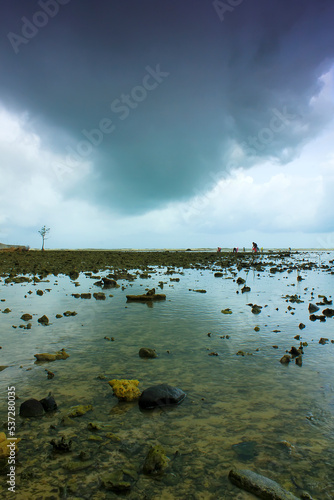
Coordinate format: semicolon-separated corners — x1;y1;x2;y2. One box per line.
0;251;333;499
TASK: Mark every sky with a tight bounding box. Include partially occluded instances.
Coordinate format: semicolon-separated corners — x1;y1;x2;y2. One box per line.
1;0;334;250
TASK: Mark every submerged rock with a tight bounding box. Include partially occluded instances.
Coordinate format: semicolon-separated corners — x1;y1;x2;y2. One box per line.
67;404;93;418
139;383;186;409
143;445;168;475
101;470;132;492
228;468;299;499
19;398;45;417
139;348;157;358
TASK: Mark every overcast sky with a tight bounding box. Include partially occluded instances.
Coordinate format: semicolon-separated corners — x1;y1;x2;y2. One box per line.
1;0;334;249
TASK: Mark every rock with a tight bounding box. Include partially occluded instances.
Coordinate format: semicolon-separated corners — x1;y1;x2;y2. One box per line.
94;277;119;289
21;313;32;321
280;355;291;364
241;286;251;293
308;303;319;313
319;338;329;345
50;436;72;453
19;398;45;417
67;404;93;418
101;470;132;492
221;308;232;314
295;355;303;366
139;348;157;359
214;272;224;277
289;346;302;357
63;311;77;316
80;293;91;299
93;292;106;300
39;392;57;412
309;314;326;322
126;292;166;302
228;468;299;499
193;289;207;293
34;349;69;362
251;305;262;314
139;383;186;409
143;445;168;475
36;289;43;296
38;315;49;325
236;277;246;284
108;379;141;401
322;308;334;317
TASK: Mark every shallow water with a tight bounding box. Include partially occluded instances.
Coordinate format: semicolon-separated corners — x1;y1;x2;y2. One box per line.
0;251;334;499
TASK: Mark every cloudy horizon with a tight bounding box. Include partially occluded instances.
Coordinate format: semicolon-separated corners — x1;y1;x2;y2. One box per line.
1;0;334;250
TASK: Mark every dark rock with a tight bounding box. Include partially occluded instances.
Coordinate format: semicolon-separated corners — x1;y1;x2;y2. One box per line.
39;392;57;412
50;436;72;453
241;285;251;293
319;338;329;345
214;272;224;277
280;355;291;364
295;355;302;366
36;289;43;296
309;314;326;322
63;311;77;317
228;468;299;499
251;305;262;314
298;323;305;330
139;348;157;359
308;303;319;313
236;277;246;284
322;308;334;317
20;398;45;417
139;384;186;409
93;292;106;300
38;315;49;325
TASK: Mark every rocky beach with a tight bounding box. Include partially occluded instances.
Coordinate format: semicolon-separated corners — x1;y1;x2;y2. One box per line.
0;249;333;499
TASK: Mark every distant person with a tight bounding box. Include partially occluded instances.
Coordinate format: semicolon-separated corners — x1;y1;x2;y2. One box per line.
252;242;258;253
217;247;221;253
233;247;239;253
243;247;245;252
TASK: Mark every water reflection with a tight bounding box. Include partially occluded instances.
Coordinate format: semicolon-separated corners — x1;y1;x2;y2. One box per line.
0;251;333;498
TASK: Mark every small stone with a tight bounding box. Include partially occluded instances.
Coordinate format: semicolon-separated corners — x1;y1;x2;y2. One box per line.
280;354;291;364
21;313;32;321
38;315;49;325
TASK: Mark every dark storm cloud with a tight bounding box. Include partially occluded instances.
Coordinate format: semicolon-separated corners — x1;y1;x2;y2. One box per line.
1;0;334;214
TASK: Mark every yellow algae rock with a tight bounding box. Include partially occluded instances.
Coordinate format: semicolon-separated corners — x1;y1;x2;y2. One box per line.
108;379;141;401
34;349;69;362
0;432;20;458
67;404;93;418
